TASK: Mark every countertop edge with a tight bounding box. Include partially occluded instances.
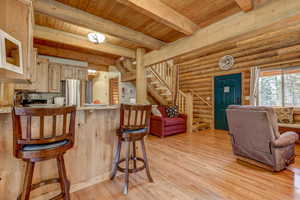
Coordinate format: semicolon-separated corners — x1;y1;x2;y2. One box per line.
0;106;120;114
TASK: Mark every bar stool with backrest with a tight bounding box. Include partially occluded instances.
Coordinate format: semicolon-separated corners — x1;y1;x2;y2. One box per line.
12;106;76;200
111;104;153;195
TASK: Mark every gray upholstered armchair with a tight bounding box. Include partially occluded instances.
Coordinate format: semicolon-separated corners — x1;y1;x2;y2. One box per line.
226;105;298;171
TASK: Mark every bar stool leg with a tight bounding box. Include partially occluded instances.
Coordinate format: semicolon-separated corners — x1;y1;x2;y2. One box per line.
141;138;153;183
20;161;35;200
123;140;130;195
57;155;70;200
132;141;137;169
111;139;122;180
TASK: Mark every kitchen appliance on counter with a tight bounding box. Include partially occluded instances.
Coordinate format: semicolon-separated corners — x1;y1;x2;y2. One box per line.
54;96;65;106
16;91;65;107
20;93;49;107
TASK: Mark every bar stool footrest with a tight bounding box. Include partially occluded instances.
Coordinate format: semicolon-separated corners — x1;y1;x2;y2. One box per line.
17;178;64;200
117;157;145;173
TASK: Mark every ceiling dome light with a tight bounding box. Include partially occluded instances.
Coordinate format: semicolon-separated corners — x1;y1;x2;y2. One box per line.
87;32;106;44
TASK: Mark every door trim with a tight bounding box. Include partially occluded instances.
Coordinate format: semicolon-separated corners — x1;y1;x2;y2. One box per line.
212;72;244;130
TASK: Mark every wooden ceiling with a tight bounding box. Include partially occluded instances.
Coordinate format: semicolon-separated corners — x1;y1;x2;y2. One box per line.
33;0;249;65
34;12;140;50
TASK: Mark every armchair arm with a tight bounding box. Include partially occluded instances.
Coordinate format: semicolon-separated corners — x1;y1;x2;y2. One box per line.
178;113;187;121
272;131;299;148
151;115;164;121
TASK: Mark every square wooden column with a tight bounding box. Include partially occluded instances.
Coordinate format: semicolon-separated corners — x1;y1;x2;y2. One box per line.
136;48;147;104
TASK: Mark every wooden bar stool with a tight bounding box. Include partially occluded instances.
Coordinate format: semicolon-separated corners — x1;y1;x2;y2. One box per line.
12;106;76;200
111;104;153;195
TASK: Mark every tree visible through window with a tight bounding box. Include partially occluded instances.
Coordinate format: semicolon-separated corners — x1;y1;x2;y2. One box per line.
258;68;300;107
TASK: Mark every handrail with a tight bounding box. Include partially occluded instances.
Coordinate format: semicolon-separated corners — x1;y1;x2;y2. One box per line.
148;67;172;92
189;89;212;108
149;60;174;90
178;90;187;98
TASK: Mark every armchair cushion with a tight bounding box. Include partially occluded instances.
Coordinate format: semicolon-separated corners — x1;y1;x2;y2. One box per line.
164;117;185;126
272;131;299;148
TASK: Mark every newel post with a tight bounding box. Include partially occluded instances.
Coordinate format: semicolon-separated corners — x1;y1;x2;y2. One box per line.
186;93;193;134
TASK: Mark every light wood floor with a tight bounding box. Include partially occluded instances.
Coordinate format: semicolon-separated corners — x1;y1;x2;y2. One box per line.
71;130;300;200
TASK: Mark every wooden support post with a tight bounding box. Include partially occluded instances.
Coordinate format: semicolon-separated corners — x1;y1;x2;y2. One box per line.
136;48;147;104
186;93;193;134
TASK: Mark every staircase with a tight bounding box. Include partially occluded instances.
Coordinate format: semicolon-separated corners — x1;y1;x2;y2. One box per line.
189;89;211;132
146;61;176;105
116;58;194;132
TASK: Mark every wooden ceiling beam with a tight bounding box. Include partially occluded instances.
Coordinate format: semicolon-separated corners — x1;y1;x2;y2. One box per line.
33;0;165;50
34;44;115;66
87;64;109;72
34;25;136;58
117;0;198;35
144;0;300;66
234;0;253;12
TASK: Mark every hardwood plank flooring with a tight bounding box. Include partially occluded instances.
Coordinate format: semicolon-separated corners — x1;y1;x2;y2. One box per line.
71;130;300;200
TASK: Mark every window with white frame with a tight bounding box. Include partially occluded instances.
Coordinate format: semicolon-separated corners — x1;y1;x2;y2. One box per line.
258;67;300;107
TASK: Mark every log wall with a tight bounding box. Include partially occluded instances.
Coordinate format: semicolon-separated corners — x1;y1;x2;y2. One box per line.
177;23;300;129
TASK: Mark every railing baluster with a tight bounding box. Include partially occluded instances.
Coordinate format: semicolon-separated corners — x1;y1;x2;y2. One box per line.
52;116;57;137
40;116;44;139
63;113;67;135
27;116;32;141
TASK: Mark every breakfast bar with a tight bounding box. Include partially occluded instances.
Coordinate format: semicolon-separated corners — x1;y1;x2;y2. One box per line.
0;106;119;200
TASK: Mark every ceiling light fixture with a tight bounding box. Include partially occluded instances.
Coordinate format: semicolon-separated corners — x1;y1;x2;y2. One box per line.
87;32;106;44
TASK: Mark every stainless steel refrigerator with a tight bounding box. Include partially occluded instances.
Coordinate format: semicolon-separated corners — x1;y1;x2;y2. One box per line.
63;79;81;107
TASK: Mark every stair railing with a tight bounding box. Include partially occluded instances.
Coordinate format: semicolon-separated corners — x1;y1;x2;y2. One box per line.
150;60;174;90
147;60;194;133
147;60;178;104
176;90;193;133
189;89;212;108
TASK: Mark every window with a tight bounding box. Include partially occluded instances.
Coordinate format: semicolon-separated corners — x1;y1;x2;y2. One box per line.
258;67;300;107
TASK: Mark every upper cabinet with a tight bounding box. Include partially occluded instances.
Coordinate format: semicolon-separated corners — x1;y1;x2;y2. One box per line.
48;63;61;93
61;65;88;80
0;0;34;82
61;65;77;80
77;68;88;80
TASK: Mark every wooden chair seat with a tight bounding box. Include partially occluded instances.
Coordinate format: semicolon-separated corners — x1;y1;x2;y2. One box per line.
123;128;147;134
22;139;69;151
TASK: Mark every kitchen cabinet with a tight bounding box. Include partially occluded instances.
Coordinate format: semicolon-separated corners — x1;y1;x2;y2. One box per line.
61;65;77;80
32;58;49;92
0;0;34;82
15;48;37;90
48;63;61;93
61;65;87;80
77;68;88;80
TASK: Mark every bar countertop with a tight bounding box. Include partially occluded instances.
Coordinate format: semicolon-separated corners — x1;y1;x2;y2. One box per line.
0;105;120;114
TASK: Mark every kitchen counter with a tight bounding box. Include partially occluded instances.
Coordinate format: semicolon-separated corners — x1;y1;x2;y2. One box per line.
77;105;119;111
0;106;12;114
0;106;120;199
0;105;120;114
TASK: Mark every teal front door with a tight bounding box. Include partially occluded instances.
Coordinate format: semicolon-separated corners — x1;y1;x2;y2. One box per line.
214;73;242;130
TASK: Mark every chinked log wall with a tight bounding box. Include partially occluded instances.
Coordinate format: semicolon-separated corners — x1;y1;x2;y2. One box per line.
177;23;300;129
